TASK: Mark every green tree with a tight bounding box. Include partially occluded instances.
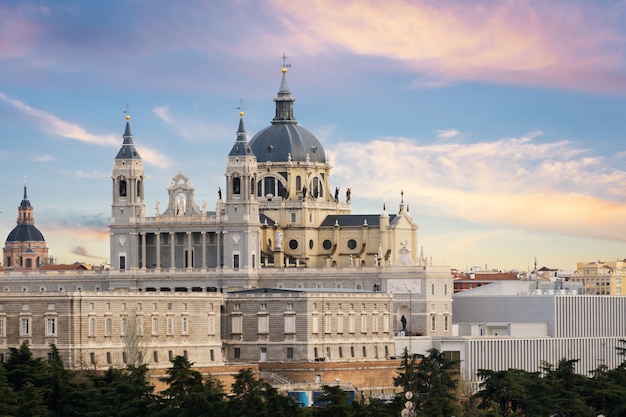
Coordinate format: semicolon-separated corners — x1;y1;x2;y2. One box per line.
541;359;595;417
312;384;354;417
0;366;17;417
157;355;225;417
227;368;300;417
86;365;156;417
394;348;459;417
474;368;547;416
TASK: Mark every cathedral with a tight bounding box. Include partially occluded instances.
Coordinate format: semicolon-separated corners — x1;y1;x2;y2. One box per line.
0;65;452;392
110;66;421;276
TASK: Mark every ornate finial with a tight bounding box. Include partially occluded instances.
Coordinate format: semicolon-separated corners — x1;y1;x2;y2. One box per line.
401;190;404;204
123;102;131;120
281;52;291;72
237;97;244;117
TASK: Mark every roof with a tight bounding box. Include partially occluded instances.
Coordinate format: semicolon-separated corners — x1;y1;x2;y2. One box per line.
320;214;396;227
249;67;326;164
6;224;45;243
115;121;142;160
40;263;88;271
250;123;325;163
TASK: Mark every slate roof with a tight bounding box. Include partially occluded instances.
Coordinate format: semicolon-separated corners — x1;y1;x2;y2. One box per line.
320;214;396;227
6;224;45;242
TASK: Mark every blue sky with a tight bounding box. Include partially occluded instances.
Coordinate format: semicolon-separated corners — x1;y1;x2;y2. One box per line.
1;0;625;272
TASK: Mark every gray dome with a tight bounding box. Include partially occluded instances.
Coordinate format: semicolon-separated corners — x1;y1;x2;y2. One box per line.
250;124;326;163
6;224;45;243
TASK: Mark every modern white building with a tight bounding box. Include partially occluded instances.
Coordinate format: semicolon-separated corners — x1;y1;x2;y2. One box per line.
397;280;626;391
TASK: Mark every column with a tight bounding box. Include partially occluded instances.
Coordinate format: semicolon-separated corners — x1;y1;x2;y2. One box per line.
201;232;207;269
141;233;147;270
170;232;176;270
186;231;192;269
217;232;222;268
128;232;139;269
156;232;161;269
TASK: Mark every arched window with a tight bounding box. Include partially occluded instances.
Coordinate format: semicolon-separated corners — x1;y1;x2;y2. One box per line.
311;177;323;198
250;178;255;195
233;177;241;195
136;181;141;197
119;179;127;197
296;176;301;190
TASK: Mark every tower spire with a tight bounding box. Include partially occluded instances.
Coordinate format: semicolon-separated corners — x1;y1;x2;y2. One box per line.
273;53;296;124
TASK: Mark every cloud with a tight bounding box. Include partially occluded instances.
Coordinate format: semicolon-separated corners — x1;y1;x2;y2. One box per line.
153;105;233;142
328;132;626;241
270;0;626;93
31;154;55;162
0;92;173;169
436;129;460;140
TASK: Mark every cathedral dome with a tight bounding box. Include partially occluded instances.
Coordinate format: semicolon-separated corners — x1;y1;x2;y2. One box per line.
6;224;45;242
249;66;326;164
250;124;326;163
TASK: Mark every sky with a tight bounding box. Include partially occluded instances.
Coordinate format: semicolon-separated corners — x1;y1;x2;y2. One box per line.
1;0;625;272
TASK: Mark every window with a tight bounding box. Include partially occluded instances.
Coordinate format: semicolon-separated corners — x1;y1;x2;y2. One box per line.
347;239;357;250
119;256;126;270
284;315;296;334
287;347;294;359
106;352;112;364
153;351;159;363
361;315;367;333
208;315;216;335
0;318;4;337
288;239;298;250
290;212;296;223
372;315;379;333
431;315;436;331
152;317;159;335
444;315;449;331
234;348;241;359
122;352;127;364
88;317;96;336
322;239;332;250
105;318;113;336
233;177;241;194
121;317;128;335
337;314;344;334
137;316;144;335
326;347;331;359
46;317;56;336
324;315;332;334
350;346;355;357
339;347;343;358
90;352;96;365
314;347;318;358
119;179;127;197
349;315;356;333
181;317;188;335
167;316;174;335
362;346;367;357
431;283;435;295
312;315;319;334
168;350;173;361
258;315;269;334
210;349;215;361
232;315;242;334
233;254;239;268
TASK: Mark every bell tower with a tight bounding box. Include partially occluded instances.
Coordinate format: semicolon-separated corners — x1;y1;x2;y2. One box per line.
223;112;260;271
110;115;145;270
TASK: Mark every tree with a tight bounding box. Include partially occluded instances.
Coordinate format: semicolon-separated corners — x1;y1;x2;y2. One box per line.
541;359;595;417
157;355;226;416
394;348;459;417
312;384;354;417
227;368;301;417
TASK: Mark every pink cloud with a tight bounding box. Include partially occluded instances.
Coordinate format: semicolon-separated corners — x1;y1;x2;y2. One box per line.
0;4;40;59
270;0;626;93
